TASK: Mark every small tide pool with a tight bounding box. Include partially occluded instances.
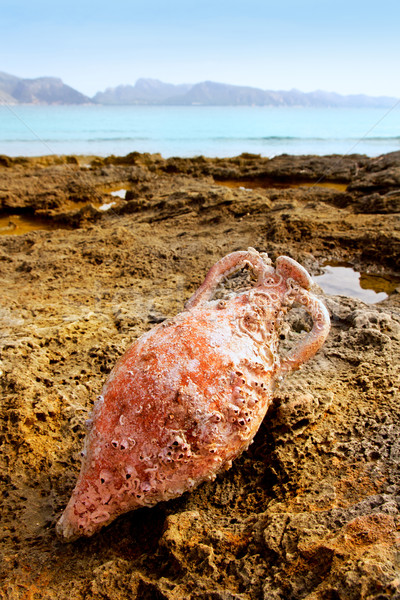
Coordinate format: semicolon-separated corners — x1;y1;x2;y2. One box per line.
314;264;400;304
0;214;58;236
110;189;127;198
0;188;126;236
216;179;348;192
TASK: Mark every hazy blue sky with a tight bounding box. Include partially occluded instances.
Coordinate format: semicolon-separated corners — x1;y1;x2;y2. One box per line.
1;0;399;97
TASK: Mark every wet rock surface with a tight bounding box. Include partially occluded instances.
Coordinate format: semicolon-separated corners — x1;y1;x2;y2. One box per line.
0;151;399;599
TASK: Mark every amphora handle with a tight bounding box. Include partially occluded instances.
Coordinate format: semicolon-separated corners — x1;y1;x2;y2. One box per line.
185;249;272;310
275;256;330;378
185;251;330;379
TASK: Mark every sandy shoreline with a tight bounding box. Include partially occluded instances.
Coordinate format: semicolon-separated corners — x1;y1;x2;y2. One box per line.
1;151;400;599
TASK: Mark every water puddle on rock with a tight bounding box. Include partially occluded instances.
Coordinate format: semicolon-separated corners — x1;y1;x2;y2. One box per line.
216;179;348;192
98;201;116;211
314;264;400;303
110;189;127;199
0;189;126;235
94;188;126;212
0;214;58;236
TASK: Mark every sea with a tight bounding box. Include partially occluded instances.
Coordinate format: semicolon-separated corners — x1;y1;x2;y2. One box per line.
0;104;399;158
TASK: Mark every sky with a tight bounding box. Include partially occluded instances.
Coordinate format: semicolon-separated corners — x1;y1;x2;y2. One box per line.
1;0;400;98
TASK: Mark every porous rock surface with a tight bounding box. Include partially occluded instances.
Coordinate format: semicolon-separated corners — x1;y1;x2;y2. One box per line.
0;151;399;599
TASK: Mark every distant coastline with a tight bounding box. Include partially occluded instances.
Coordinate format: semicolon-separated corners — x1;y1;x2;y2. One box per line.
0;71;398;108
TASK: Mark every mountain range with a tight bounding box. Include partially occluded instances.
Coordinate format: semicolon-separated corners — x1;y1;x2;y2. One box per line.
0;71;91;104
0;71;398;108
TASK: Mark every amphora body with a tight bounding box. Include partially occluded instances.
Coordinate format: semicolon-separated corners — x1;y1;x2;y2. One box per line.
57;249;330;540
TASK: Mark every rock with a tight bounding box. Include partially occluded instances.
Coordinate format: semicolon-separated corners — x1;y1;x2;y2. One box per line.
353;191;400;213
0;151;399;599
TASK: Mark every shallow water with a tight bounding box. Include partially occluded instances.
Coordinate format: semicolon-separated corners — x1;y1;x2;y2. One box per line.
0;196;121;236
1;105;399;158
110;189;127;198
314;264;400;303
0;214;58;236
217;179;348;191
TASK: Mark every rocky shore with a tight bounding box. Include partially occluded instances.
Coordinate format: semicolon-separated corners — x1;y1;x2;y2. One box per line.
1;151;399;599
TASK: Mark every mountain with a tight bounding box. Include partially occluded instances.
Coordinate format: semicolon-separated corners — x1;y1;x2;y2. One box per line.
94;79;399;108
165;81;276;105
93;78;192;104
0;71;92;104
0;72;20;100
163;81;398;108
0;71;398;107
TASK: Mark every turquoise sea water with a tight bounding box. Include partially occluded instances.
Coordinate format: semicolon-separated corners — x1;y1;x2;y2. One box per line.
0;104;399;158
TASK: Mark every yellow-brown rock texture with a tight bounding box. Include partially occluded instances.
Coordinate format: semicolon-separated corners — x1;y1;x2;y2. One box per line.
1;151;399;599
